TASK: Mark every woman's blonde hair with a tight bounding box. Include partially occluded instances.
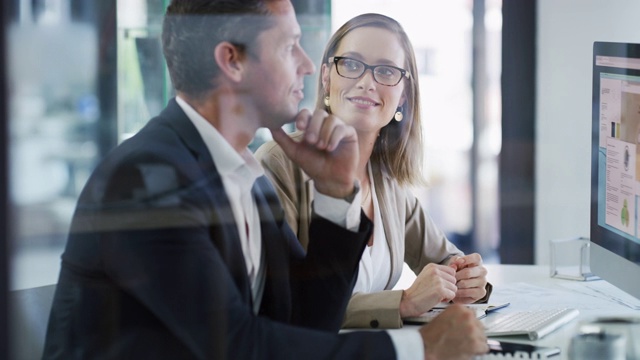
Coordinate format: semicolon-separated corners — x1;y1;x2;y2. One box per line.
315;13;424;186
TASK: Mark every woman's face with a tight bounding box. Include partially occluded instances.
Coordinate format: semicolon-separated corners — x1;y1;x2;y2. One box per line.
322;26;407;134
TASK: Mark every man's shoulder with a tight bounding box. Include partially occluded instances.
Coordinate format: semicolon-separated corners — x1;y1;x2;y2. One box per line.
112;103;197;165
104;123;186;172
85;110;212;202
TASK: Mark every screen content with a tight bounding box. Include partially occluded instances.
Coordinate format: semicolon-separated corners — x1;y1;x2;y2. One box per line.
598;70;640;240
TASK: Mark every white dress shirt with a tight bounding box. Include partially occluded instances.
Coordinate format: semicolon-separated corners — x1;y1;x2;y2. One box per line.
177;96;263;287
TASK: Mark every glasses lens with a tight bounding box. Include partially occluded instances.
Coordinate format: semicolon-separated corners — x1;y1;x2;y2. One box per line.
373;66;402;86
334;57;404;86
336;58;365;78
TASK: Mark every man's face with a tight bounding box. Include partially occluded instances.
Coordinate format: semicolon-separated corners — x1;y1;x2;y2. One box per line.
242;0;315;130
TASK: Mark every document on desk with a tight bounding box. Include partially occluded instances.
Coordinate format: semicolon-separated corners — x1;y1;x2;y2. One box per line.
559;281;640;310
489;281;640;313
403;302;510;324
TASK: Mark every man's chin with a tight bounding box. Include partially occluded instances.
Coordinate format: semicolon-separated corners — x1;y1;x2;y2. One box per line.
272;109;301;128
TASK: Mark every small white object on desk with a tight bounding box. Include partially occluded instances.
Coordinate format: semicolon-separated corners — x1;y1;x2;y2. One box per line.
549;237;599;281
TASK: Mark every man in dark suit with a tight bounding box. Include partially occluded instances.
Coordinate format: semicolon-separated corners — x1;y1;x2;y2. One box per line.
42;0;488;359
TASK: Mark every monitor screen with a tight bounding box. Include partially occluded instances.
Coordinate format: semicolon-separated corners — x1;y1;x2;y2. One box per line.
591;41;640;300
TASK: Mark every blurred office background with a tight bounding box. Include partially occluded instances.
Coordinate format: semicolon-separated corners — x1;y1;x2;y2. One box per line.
7;1;116;291
5;0;504;292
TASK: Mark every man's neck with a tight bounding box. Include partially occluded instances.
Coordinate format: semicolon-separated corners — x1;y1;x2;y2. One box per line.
178;90;258;153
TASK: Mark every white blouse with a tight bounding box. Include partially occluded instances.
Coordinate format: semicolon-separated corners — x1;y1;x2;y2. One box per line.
352;164;392;294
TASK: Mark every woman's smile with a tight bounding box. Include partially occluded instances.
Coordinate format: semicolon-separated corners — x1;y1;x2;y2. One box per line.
348;96;380;108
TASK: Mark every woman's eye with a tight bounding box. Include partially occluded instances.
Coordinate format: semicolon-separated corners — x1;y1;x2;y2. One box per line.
342;59;359;70
376;67;395;78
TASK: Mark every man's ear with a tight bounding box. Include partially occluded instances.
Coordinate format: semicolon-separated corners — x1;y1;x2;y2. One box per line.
214;41;245;82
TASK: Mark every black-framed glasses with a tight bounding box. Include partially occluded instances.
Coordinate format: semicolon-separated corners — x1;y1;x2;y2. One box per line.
329;56;410;86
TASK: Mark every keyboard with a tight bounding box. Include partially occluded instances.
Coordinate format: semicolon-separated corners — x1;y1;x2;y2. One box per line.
482;308;579;340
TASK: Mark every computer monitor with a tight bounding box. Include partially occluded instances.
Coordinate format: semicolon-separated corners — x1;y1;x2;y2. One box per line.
591;41;640;300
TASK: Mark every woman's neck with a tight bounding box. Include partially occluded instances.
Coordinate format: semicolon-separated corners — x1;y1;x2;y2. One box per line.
357;130;377;180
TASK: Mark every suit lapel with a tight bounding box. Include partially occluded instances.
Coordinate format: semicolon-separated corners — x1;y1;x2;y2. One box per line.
252;176;299;322
159;99;253;302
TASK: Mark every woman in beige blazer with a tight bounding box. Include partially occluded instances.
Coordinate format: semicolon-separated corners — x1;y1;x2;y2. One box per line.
255;13;489;329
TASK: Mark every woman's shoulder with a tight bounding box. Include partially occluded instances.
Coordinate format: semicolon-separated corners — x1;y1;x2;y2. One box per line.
254;131;306;180
254;130;303;160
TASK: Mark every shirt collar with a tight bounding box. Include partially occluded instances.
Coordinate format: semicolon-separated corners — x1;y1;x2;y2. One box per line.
175;96;263;184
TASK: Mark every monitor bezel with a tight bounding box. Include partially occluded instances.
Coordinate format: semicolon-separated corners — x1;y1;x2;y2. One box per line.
590;41;640;300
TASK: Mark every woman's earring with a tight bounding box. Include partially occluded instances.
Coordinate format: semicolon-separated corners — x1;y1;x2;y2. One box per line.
324;95;330;108
394;106;404;122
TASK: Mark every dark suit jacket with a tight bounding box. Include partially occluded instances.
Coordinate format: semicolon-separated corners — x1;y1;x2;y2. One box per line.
42;99;396;359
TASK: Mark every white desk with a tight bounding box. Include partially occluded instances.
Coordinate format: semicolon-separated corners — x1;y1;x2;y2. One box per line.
391;264;640;359
443;264;640;359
